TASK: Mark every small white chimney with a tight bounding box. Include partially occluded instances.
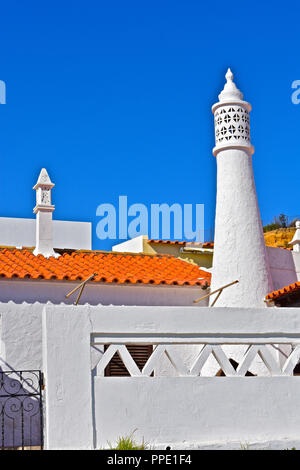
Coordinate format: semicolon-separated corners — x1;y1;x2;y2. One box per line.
33;168;59;258
290;221;300;252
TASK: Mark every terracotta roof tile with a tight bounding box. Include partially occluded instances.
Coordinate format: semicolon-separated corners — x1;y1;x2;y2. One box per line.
266;282;300;301
0;247;211;287
148;239;214;248
148;239;187;246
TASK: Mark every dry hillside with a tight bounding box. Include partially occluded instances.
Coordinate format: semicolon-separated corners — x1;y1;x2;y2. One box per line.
264;227;296;248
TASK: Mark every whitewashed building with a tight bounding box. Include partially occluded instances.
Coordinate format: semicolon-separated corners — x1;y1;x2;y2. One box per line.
1;69;300;450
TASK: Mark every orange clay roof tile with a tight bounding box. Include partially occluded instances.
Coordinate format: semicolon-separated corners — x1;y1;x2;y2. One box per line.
148;239;187;245
148;239;214;248
266;282;300;301
0;247;211;287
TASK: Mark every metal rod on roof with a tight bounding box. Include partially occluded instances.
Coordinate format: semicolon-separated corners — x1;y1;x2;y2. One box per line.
65;272;98;303
193;279;239;304
74;283;86;306
210;289;223;307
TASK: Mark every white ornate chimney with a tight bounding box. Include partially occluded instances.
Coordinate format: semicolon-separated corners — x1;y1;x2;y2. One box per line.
210;69;273;307
290;221;300;252
33;168;59;258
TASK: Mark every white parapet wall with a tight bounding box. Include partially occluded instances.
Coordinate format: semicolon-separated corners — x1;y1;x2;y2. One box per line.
0;217;92;250
41;304;300;450
112;235;145;253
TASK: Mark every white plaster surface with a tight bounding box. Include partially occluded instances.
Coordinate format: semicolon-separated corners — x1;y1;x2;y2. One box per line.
0;303;297;381
41;304;300;449
112;235;145;253
94;376;300;449
210;71;273;308
0;302;43;371
210;149;273;307
89;305;299;377
267;246;300;290
0;217;91;250
34;211;58;258
42;306;94;449
149;439;300;450
1;302;300;449
90;306;300;447
292;251;300;277
87;305;300;335
0;279;206;306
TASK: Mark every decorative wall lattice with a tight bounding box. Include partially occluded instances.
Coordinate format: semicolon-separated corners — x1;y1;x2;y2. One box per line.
214;105;251;147
93;343;300;377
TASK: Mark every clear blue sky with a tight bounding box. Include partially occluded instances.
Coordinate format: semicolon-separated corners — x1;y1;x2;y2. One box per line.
0;1;299;250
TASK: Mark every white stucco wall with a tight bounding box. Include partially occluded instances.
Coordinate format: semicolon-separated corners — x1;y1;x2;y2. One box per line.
0;279;206;307
1;303;300;449
42;306;93;449
210;149;273;307
95;376;300;449
267;246;300;290
112;235;145;253
0;283;207;391
41;304;300;450
292;250;300;278
0;302;43;371
0;217;91;250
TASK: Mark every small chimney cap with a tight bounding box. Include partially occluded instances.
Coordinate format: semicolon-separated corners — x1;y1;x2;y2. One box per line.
33;168;54;190
218;68;244;103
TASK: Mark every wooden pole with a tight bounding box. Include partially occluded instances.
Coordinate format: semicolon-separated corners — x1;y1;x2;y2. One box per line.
193;279;239;304
210;289;222;307
65;273;98;301
74;283;86;306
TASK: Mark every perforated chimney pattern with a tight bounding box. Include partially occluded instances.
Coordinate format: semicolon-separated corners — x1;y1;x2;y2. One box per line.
214;106;250;146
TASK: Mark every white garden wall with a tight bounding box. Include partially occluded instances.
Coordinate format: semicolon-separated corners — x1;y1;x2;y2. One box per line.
95;376;300;449
42;304;300;450
0;217;91;250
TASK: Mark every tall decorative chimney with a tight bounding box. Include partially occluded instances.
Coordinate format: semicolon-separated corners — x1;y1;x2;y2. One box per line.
210;69;273;307
33;168;59;258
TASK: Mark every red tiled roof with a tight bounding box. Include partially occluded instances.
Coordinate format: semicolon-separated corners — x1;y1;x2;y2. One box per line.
148;239;186;246
201;242;214;248
148;240;214;248
0;248;211;287
266;282;300;301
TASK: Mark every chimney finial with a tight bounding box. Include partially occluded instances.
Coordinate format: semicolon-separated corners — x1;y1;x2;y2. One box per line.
225;68;233;82
217;67;244;103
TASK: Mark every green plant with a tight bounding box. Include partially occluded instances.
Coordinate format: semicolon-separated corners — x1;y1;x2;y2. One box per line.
278;214;288;228
108;430;147;450
263;213;290;232
263;223;281;233
240;442;250;450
